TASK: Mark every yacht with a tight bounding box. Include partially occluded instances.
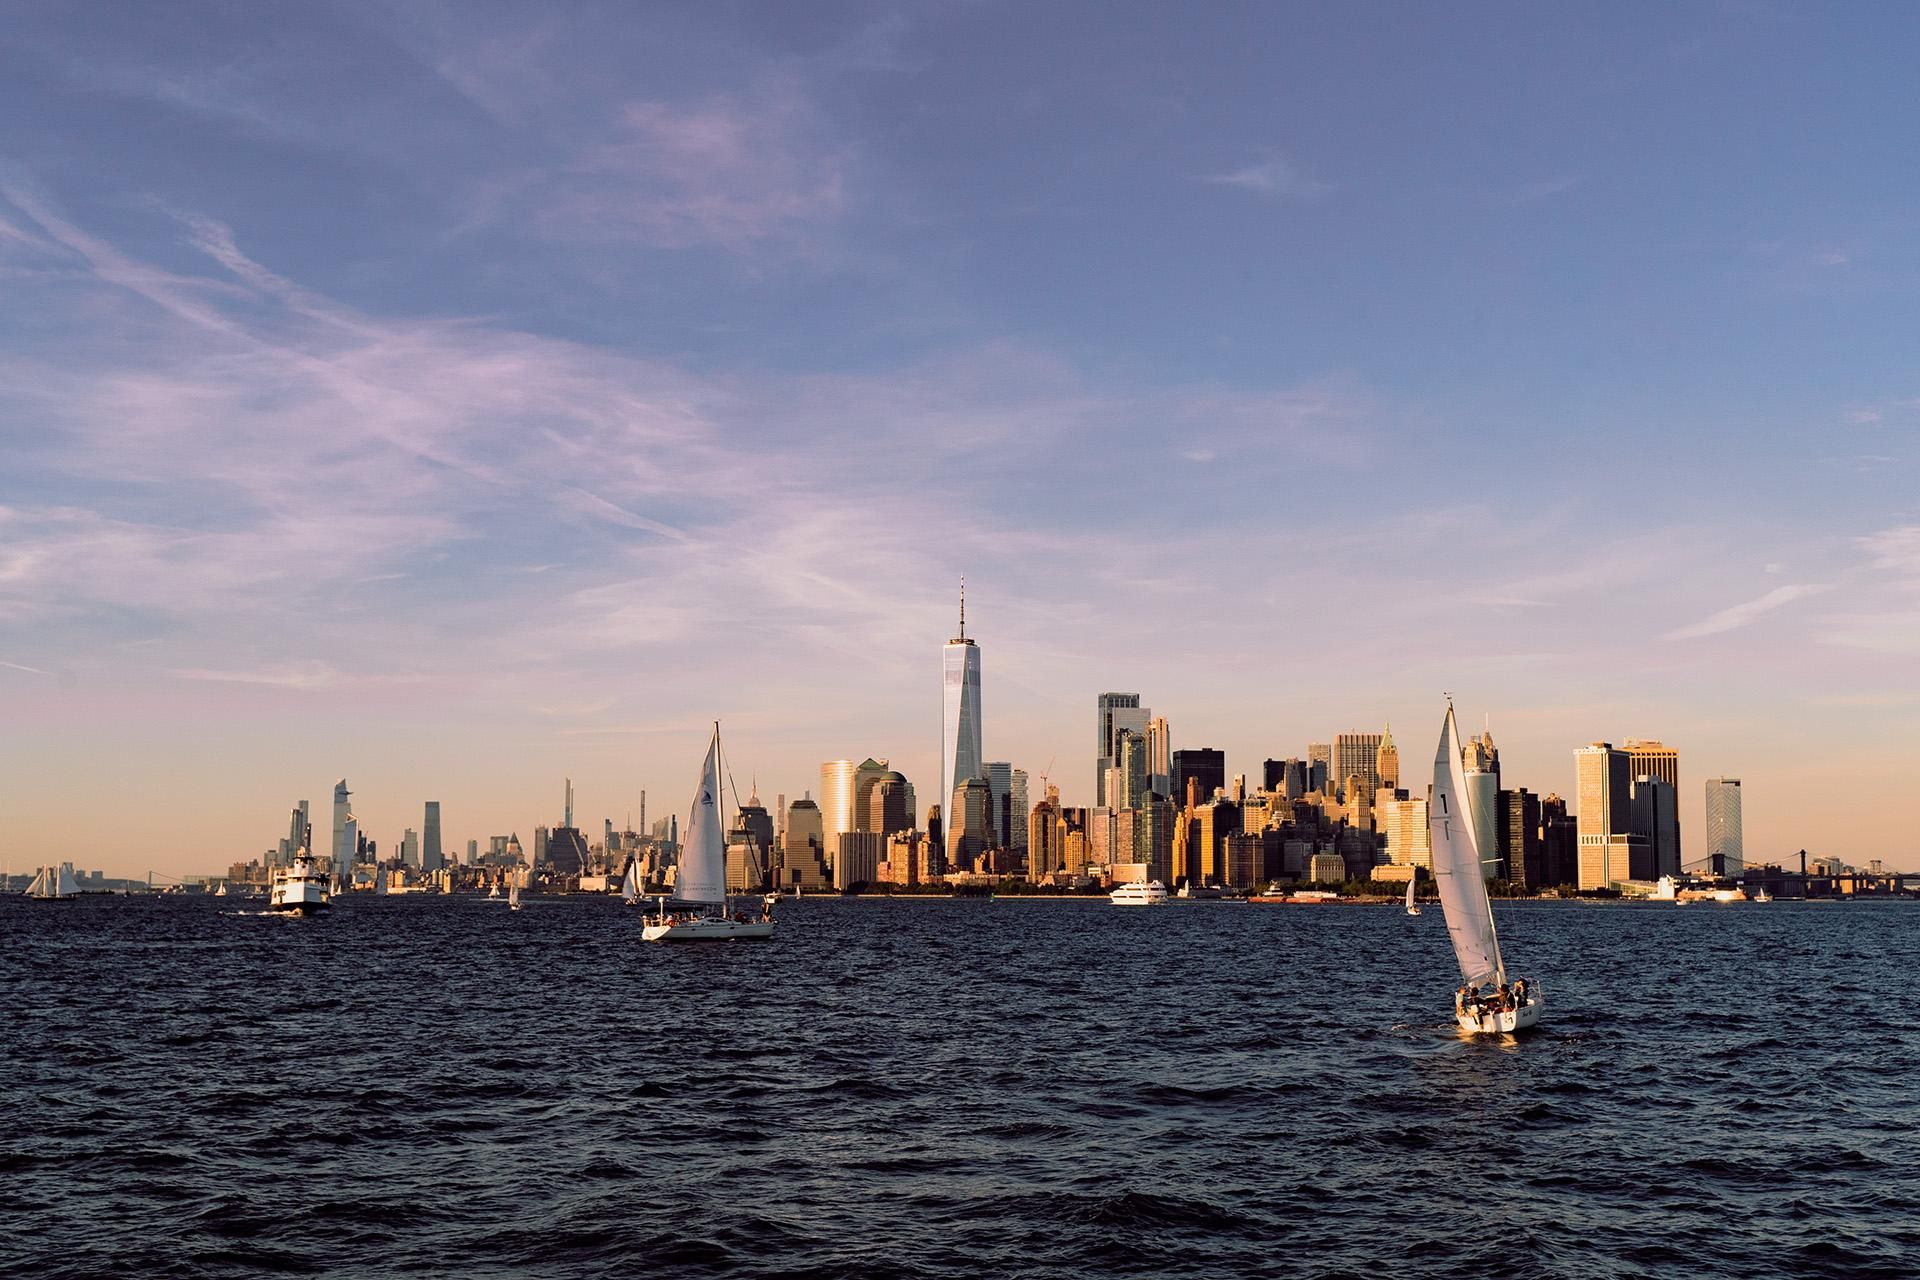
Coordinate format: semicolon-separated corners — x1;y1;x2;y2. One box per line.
1109;880;1169;906
23;863;81;901
268;852;331;914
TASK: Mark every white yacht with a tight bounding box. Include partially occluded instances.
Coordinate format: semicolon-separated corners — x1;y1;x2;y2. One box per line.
268;852;331;914
1432;702;1542;1034
643;724;776;943
1109;880;1169;906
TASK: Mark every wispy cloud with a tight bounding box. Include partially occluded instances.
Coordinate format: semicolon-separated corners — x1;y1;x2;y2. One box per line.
490;80;852;251
0;658;48;675
1202;153;1333;200
1858;525;1920;578
1665;583;1831;640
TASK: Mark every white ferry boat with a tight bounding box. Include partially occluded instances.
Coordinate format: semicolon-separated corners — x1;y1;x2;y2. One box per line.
1109;880;1169;906
268;852;331;915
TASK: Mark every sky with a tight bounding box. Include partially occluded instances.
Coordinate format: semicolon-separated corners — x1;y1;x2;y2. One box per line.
2;1;1917;877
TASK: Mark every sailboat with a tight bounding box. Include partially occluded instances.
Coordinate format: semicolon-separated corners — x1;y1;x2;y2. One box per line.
508;881;522;912
24;863;82;901
1431;701;1542;1034
214;882;229;898
620;860;641;906
488;883;500;900
642;724;776;942
1404;876;1420;916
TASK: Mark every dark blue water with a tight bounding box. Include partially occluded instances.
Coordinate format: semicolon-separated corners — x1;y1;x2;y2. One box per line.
4;895;1918;1278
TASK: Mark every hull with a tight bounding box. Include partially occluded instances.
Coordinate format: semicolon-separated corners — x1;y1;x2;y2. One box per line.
642;917;776;942
267;898;329;915
1456;993;1543;1034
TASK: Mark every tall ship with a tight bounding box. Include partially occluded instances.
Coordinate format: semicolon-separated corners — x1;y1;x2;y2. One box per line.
642;724;776;943
23;863;81;901
1431;701;1542;1033
268;850;331;915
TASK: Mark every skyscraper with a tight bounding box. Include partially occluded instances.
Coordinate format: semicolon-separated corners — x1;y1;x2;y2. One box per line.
868;771;914;837
1146;717;1171;797
984;761;1013;848
947;776;992;870
1630;777;1677;880
331;779;354;869
852;758;890;832
1094;693;1147;806
422;800;443;873
1306;743;1332;794
1117;731;1149;810
1375;726;1400;792
1009;769;1030;856
1462;731;1499;879
1171;748;1226;804
819;760;859;854
942;585;983;819
1332;733;1384;801
1574;743;1646;889
1705;778;1743;874
1625;740;1681;867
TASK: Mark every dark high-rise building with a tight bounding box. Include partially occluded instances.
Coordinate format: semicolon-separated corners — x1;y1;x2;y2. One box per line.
1630;776;1679;880
1172;748;1226;805
1262;759;1285;793
868;771;914;837
1500;788;1542;888
542;779;590;878
1306;744;1331;794
1540;794;1577;889
422;800;444;873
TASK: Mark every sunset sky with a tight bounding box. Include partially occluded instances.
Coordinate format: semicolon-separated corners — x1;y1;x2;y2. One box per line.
2;3;1916;875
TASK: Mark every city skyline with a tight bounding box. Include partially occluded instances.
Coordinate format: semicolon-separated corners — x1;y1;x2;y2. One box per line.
2;5;1917;874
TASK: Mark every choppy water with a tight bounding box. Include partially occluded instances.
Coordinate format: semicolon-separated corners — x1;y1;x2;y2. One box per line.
4;894;1918;1278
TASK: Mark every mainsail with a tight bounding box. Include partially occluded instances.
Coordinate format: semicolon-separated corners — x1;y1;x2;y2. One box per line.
673;729;728;906
620;860;640;904
1430;706;1504;987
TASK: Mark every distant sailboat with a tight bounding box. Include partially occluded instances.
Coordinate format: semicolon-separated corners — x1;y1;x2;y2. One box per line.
1404;877;1420;917
24;863;82;901
488;883;500;900
375;871;389;897
620;860;641;906
508;882;522;912
1432;702;1542;1033
214;882;229;898
642;724;776;942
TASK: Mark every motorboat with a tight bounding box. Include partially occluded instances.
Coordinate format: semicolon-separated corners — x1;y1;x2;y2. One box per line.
268;852;330;914
1109;880;1169;906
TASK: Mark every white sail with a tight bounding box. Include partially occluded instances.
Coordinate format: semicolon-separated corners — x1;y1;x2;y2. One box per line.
674;730;728;906
25;866;47;896
1430;706;1503;987
508;882;520;907
1404;877;1416;912
620;860;640;904
57;865;79;897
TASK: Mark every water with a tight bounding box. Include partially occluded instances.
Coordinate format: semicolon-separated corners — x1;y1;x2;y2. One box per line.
4;895;1918;1279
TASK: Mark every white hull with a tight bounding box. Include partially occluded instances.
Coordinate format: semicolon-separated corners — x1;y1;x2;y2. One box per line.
1456;992;1543;1034
1110;881;1169;906
267;886;329;914
642;916;776;942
